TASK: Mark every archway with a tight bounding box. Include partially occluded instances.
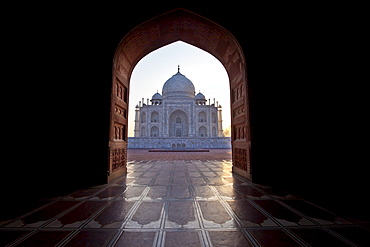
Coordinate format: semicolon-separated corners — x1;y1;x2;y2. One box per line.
109;8;251;182
169;110;189;137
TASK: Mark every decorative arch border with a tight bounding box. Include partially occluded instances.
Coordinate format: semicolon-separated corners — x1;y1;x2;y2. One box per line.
168;108;190;118
109;8;251;181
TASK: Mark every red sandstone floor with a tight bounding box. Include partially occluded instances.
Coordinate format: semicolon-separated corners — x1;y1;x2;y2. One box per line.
1;149;369;246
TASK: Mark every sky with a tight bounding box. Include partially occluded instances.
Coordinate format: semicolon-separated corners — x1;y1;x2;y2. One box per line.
128;41;230;137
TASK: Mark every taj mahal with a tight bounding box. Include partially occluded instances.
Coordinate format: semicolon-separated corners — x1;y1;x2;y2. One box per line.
128;66;231;149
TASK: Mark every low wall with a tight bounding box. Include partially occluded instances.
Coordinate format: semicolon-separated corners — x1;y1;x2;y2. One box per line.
128;137;231;149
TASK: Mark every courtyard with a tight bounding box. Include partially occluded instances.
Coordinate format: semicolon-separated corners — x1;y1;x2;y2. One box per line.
0;149;368;246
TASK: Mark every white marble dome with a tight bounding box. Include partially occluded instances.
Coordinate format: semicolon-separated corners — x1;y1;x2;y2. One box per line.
162;70;195;99
151;92;162;100
195;92;206;100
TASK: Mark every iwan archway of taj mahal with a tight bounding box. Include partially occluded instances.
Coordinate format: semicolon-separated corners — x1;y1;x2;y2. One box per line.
108;8;251;182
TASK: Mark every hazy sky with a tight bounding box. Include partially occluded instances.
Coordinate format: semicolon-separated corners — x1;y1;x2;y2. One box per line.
128;41;230;137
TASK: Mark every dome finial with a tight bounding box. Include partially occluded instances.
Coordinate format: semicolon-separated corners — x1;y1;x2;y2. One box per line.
178;65;180;73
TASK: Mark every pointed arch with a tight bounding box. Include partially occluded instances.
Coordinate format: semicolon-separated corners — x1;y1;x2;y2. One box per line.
169;109;189;137
198;111;206;123
109;8;251;182
151;111;159;122
150;126;159;137
199;126;207;137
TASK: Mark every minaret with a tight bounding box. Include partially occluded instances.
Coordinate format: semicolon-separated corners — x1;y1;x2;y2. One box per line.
134;105;140;137
217;105;224;137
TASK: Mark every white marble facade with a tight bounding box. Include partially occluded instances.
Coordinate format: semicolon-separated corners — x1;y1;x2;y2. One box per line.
128;67;231;149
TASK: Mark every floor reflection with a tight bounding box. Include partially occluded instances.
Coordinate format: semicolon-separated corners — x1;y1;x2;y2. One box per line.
1;152;369;246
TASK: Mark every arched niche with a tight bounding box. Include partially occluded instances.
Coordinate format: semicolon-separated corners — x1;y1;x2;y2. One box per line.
169;110;189;137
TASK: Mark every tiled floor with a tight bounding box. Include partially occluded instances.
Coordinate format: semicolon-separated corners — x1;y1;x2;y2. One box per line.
1;149;369;246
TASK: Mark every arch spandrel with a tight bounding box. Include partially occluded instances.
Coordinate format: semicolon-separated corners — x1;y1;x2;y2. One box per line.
113;9;246;83
110;8;251;182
